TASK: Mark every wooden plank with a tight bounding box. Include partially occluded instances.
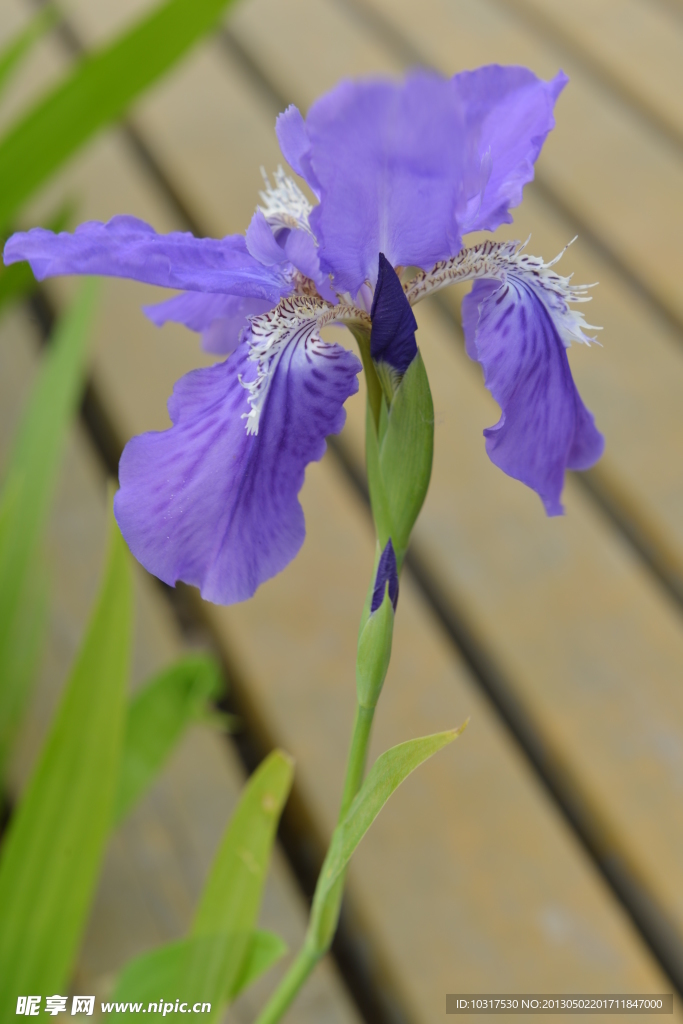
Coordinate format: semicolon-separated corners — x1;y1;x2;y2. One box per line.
23;3;683;1013
493;0;683;146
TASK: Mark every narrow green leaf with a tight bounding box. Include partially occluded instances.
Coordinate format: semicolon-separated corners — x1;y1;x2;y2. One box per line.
0;0;240;228
0;512;132;1013
114;653;224;824
0;6;59;99
108;929;286;1020
188;749;294;1017
314;727;465;918
109;749;293;1020
0;281;97;773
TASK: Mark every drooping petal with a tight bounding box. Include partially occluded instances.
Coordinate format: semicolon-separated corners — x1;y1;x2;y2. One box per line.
299;72;475;296
453;65;568;234
462;277;604;516
371;538;399;613
370;253;418;374
4;216;287;301
114;309;361;605
143;291;272;354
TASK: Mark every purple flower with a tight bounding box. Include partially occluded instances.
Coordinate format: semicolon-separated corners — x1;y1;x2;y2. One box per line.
4;65;604;604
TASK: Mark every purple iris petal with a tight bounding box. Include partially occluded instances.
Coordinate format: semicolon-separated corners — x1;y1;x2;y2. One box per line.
370;538;399;613
292;71;473;296
246;208;335;302
462;277;604;516
276;105;320;194
370;254;418;374
114;334;361;605
143;292;272;355
454;66;568;234
4;216;286;301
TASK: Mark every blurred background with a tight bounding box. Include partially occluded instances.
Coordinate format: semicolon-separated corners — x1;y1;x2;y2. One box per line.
1;0;683;1020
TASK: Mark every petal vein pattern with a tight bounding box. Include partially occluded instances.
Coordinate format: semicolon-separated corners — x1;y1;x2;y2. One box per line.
405;237;600;348
243;295;369;435
114;310;362;605
413;238;604;515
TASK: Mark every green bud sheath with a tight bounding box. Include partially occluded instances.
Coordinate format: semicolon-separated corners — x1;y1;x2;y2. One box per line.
356;588;394;709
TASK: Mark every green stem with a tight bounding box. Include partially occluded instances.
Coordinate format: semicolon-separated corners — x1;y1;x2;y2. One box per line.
252;943;318;1024
254;701;377;1024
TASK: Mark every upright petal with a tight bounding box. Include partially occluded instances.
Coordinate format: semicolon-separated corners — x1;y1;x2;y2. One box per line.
114;313;361;605
453;65;568;234
300;72;474;296
143;291;272;355
4;216;286;301
462;276;604;515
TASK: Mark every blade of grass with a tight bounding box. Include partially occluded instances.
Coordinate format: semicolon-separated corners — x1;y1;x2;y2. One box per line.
0;510;132;1013
109;929;286;1020
109;750;294;1020
0;0;241;228
0;280;97;774
187;749;294;1019
0;5;59;99
114;653;224;824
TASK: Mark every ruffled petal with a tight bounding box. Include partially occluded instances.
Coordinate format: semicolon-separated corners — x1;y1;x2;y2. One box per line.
114;318;361;605
453;66;568;234
462;277;604;515
300;72;474;296
143;291;272;355
4;216;286;301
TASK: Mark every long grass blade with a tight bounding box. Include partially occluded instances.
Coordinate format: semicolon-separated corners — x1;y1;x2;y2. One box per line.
0;0;241;228
0;511;132;1013
0;281;97;774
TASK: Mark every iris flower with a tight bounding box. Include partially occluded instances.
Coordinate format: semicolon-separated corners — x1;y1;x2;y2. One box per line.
4;66;603;605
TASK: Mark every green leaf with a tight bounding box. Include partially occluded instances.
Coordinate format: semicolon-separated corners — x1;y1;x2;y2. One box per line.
309;726;465;950
110;749;293;1020
189;749;294;1017
0;0;241;228
0;6;59;100
107;929;286;1020
114;653;224;824
0;510;132;1013
0;280;97;773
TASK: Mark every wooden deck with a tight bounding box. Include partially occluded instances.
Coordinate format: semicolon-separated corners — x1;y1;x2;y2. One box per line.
2;0;683;1019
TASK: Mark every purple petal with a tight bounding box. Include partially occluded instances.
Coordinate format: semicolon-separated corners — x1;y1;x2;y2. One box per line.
114;335;361;605
453;66;568;234
370;254;417;374
276;105;320;193
301;72;474;296
371;538;399;613
143;291;272;355
4;216;286;301
246;208;289;266
462;277;604;515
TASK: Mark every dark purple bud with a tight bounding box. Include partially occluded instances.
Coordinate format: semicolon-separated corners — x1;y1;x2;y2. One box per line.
370;538;399;613
370;253;418;374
